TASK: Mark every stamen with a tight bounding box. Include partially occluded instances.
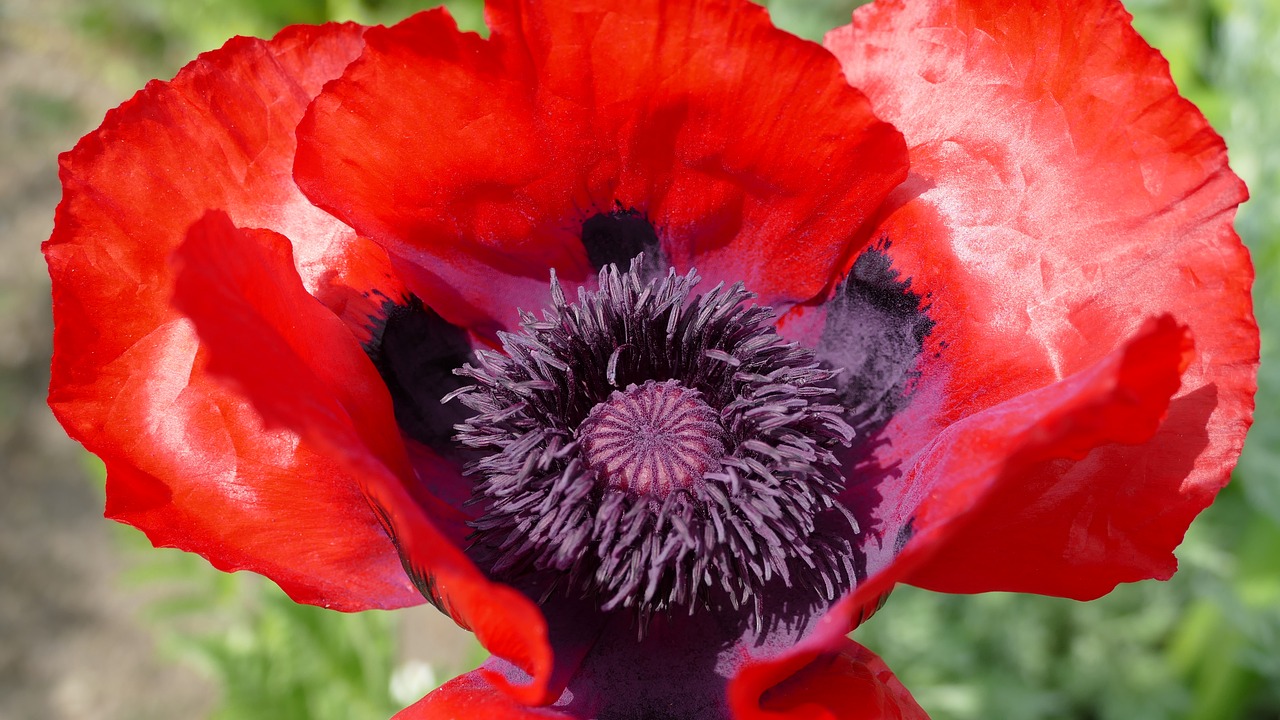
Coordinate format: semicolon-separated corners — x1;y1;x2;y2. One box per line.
448;257;858;626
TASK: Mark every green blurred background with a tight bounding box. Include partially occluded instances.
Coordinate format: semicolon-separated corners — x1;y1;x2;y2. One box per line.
0;0;1276;718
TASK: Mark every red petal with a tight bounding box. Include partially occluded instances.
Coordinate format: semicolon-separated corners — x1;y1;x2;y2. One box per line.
899;317;1197;596
731;638;927;720
295;0;907;336
731;316;1194;717
42;23;428;610
396;670;574;719
829;315;1192;618
172;211;565;705
825;0;1256;596
171;213;417;512
313;233;409;347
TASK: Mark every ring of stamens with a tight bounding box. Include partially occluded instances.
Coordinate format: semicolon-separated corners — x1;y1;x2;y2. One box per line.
448;257;858;627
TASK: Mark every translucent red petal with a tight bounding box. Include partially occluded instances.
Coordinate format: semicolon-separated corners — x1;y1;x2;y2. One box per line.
823;0;1256;599
44;23;425;610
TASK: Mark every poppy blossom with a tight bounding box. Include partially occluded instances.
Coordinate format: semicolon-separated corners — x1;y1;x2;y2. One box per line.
45;0;1255;717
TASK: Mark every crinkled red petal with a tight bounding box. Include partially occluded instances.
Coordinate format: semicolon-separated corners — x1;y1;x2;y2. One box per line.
823;0;1256;598
732;315;1193;710
898;316;1196;596
172;211;564;705
295;0;907;337
42;22;432;610
732;638;927;720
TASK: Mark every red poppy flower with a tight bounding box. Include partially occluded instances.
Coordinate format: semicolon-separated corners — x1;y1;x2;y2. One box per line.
45;0;1255;718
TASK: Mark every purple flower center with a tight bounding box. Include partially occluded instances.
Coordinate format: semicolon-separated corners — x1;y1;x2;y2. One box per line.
447;258;859;628
578;380;724;497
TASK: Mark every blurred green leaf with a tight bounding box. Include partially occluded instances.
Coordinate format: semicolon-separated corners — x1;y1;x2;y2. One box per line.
761;0;864;41
114;523;408;720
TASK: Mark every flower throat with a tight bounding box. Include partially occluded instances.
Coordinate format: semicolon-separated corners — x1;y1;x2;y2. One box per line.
447;258;860;628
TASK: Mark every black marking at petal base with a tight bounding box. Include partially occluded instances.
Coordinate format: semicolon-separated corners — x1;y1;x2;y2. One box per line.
894;517;915;555
367;495;468;627
818;242;935;440
581;206;664;277
363;295;476;452
448;259;860;630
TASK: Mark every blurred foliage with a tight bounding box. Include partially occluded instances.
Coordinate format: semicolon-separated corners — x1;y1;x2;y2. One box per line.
761;0;858;41
1195;0;1280;528
58;0;1279;717
114;517;405;719
74;0;486;89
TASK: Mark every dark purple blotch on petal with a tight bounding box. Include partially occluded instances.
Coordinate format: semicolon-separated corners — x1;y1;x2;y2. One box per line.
817;242;934;441
481;592;753;720
814;244;933;585
581;206;665;278
364;295;477;452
